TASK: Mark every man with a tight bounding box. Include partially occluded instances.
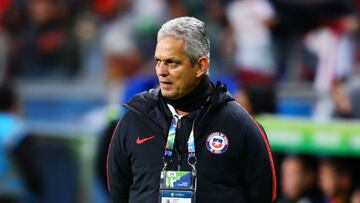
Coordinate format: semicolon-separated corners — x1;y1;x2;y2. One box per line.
277;155;322;203
107;16;276;203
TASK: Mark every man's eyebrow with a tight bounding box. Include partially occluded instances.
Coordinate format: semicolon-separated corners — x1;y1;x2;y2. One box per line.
154;57;180;63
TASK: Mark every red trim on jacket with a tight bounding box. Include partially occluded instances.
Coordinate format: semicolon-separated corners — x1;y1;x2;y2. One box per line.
239;105;277;202
106;120;121;191
252;119;277;202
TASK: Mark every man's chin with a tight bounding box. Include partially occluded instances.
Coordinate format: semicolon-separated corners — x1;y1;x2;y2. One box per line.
161;91;178;100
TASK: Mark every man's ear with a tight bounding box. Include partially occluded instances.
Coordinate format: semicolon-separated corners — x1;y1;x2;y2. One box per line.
196;56;209;78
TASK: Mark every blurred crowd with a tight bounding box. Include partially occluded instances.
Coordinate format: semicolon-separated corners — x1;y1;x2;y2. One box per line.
277;155;360;203
1;0;360;117
1;0;360;202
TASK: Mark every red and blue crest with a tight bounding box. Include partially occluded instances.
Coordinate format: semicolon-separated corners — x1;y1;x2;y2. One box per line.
206;132;229;154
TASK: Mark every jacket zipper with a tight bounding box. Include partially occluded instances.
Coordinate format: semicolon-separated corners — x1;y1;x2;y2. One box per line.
177;154;182;171
176;118;182;171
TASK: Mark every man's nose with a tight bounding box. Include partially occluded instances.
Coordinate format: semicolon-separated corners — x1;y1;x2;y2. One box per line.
157;62;169;76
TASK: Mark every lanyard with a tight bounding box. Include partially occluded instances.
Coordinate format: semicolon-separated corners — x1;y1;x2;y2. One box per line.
163;115;197;171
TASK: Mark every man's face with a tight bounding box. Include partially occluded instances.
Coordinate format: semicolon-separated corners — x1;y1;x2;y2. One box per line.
319;163;338;198
281;158;305;200
154;37;200;100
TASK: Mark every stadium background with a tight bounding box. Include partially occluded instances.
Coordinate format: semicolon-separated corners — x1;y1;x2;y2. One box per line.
1;0;360;202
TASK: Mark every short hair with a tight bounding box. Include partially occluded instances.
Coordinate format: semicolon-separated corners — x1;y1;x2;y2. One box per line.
157;16;210;64
283;155;317;173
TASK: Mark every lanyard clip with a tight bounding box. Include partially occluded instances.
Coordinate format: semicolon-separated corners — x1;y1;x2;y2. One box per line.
188;154;197;173
162;154;172;171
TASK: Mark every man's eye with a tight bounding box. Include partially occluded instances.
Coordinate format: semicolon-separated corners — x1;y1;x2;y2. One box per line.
169;62;179;68
166;61;178;67
155;60;161;66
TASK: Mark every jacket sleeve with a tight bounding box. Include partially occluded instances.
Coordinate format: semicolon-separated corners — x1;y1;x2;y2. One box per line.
107;114;133;203
243;119;277;203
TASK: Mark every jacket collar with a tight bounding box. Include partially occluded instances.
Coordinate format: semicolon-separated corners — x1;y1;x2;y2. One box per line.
124;81;234;131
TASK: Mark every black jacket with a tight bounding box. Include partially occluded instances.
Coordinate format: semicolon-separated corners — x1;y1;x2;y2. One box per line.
107;82;276;203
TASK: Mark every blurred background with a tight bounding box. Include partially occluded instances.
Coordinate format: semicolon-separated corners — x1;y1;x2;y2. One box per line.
1;0;360;202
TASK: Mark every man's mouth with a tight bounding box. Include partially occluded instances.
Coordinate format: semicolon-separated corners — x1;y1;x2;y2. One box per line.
160;81;172;85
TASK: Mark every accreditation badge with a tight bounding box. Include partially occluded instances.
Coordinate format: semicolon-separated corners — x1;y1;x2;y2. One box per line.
159;171;196;203
160;190;194;203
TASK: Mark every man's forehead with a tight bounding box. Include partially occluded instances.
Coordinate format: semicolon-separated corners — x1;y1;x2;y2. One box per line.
158;36;184;43
155;37;186;58
156;37;184;49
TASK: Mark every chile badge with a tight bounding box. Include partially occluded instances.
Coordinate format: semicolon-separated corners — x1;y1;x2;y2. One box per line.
206;132;229;154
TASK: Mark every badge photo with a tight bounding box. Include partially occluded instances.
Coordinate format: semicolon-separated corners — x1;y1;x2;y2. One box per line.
206;132;229;154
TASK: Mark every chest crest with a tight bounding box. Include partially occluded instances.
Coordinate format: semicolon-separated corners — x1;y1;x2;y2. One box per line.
206;132;229;154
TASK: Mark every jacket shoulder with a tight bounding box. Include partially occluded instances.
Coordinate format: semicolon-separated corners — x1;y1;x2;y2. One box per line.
224;101;252;122
124;88;160;115
221;101;265;133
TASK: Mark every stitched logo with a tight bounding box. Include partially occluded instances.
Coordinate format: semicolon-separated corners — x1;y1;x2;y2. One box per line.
136;135;156;144
206;132;229;154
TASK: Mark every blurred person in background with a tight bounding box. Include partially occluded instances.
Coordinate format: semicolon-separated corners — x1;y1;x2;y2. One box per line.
5;0;80;79
0;0;11;83
225;0;276;87
301;0;359;120
0;83;32;203
270;0;356;81
330;73;360;118
351;188;360;203
101;19;142;85
329;12;360;119
203;0;234;75
225;0;277;115
277;155;322;203
234;83;276;115
318;159;351;203
98;0;170;108
100;13;144;120
0;30;7;84
337;163;353;203
107;16;276;203
167;0;188;19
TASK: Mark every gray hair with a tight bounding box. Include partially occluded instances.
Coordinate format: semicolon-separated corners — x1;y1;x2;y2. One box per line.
157;16;210;64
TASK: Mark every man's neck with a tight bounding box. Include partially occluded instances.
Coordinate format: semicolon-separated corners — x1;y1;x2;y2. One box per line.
176;109;188;116
161;76;212;112
167;103;188;117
